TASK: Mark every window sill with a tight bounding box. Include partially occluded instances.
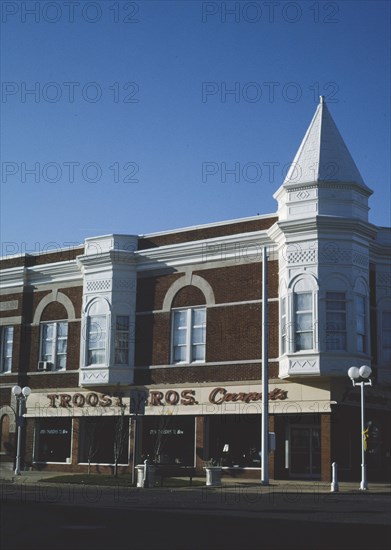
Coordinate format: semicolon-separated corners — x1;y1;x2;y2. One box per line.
172;363;206;367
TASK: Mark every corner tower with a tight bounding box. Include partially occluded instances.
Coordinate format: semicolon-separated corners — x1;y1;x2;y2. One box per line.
270;97;376;378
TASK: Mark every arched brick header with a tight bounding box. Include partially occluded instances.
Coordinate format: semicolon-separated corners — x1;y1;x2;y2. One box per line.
0;406;16;433
162;273;215;311
33;290;76;324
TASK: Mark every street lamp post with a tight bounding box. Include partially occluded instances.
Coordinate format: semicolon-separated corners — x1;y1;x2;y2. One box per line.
347;365;372;491
12;385;31;475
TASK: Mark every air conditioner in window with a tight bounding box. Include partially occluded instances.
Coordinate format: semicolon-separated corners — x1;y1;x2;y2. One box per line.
38;361;52;371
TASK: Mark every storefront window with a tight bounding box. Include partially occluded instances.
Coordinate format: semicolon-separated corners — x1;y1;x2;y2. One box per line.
35;418;72;463
208;415;261;467
78;416;129;465
141;416;195;466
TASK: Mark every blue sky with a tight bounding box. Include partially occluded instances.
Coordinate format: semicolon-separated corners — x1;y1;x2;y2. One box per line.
1;0;390;255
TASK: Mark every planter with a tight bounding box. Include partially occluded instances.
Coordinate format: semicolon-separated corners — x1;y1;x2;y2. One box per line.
136;463;156;488
204;466;222;487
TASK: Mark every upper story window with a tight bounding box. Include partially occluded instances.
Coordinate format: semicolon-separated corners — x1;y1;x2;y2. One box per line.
40;321;68;370
172;308;206;364
115;316;129;365
355;295;367;354
294;292;314;351
87;315;107;365
326;292;347;351
281;297;287;354
382;311;391;364
1;326;14;373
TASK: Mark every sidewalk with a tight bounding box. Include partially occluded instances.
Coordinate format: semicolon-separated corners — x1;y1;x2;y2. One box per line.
1;465;390;494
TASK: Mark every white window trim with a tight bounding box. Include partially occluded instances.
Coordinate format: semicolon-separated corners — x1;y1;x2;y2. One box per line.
40;320;68;371
171;307;206;365
280;297;287;355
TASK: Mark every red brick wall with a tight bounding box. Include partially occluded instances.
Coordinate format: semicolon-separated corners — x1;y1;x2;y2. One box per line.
134;259;280;381
136;273;183;312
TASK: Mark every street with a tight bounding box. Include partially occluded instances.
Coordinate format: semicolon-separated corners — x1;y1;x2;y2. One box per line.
1;482;390;550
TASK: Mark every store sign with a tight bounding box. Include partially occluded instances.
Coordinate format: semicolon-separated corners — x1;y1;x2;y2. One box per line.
148;387;287;406
25;381;331;417
46;392;120;408
208;387;287;405
44;387;287;409
149;390;197;406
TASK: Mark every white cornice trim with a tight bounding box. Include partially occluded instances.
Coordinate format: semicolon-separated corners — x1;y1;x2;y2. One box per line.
276;216;377;239
0;261;82;291
28;260;82;287
135;230;278;270
0;266;26;290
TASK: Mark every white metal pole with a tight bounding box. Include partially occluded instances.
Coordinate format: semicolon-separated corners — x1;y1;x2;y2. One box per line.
331;462;339;492
360;382;368;490
261;246;269;485
14;398;22;475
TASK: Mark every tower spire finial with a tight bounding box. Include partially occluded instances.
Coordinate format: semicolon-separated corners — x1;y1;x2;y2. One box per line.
320;95;325;104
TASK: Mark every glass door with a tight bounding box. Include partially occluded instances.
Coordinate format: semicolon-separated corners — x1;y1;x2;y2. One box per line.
289;426;321;478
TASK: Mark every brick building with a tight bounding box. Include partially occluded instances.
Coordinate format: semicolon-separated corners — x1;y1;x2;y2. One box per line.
1;98;390;482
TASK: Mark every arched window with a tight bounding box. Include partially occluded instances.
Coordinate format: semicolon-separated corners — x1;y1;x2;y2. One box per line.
85;299;110;367
170;285;207;365
379;298;391;366
34;291;76;372
172;308;206;364
286;275;318;353
40;321;68;370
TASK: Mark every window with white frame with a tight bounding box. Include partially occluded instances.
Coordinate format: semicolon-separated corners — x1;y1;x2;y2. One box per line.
326;292;347;351
294;292;313;351
115;315;129;365
172;308;206;364
355;295;367;353
281;297;287;354
87;315;107;365
382;311;391;364
1;326;14;373
40;322;68;370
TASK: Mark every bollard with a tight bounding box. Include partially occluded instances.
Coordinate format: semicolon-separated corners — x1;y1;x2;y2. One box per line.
331;462;339;492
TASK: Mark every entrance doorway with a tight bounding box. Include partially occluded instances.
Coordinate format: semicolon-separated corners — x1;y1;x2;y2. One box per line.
289;426;321;478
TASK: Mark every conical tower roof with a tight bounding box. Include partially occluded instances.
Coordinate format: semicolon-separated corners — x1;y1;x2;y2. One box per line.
283;97;371;193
